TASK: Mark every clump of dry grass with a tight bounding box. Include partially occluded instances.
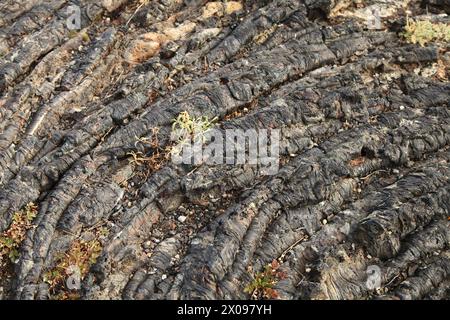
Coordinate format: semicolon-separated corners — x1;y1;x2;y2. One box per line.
127;127;172;173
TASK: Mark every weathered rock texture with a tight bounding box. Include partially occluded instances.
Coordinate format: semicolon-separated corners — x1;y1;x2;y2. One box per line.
0;0;449;300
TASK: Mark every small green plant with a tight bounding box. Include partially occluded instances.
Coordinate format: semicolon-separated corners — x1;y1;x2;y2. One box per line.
0;203;37;266
127;112;217;171
171;111;218;154
244;260;287;300
172;111;217;141
43;226;107;299
403;17;450;46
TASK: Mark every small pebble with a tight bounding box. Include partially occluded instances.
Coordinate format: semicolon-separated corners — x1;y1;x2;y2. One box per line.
305;268;311;273
161;274;167;280
178;215;187;223
399;105;405;110
322;219;328;225
143;240;152;249
153;229;163;238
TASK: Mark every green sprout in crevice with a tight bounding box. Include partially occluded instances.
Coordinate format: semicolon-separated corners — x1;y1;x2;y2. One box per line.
244;260;287;300
170;110;218;155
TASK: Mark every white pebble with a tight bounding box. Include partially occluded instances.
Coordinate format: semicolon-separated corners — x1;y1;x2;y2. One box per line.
178;215;187;223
